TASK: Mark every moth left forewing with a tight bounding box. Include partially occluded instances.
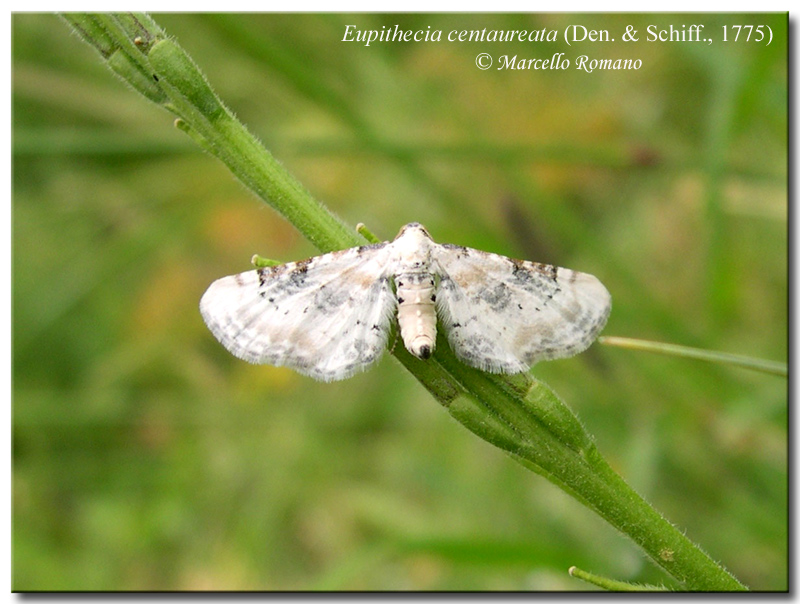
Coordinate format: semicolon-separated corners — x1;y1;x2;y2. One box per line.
433;244;611;373
200;243;397;381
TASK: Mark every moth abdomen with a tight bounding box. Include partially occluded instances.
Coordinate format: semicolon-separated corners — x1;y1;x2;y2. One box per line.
395;271;437;360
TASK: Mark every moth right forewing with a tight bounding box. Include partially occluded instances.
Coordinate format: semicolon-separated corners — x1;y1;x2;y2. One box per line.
432;244;610;372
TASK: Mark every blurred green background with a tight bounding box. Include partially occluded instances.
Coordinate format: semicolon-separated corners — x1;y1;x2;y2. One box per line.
13;13;787;591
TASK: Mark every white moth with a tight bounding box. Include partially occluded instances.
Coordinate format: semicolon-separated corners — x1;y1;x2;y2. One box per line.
200;223;611;381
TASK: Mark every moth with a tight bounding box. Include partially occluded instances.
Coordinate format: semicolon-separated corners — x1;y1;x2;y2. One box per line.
200;223;611;381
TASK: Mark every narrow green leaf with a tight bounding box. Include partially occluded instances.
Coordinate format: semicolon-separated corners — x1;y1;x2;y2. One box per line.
106;49;165;103
60;13;116;57
569;566;670;591
600;336;787;377
148;39;225;120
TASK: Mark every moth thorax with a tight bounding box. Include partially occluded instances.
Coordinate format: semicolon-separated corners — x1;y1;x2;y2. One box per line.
396;272;437;360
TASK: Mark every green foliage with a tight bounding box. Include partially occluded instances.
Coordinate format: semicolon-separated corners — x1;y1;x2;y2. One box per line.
13;13;786;591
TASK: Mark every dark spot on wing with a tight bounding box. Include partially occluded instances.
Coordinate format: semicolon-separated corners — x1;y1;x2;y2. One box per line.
294;258;312;273
359;242;389;252
441;243;471;260
508;259;562;306
313;285;350;313
478;282;512;311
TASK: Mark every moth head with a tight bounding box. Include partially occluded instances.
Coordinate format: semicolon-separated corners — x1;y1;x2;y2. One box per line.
393;223;434;263
394;222;432;241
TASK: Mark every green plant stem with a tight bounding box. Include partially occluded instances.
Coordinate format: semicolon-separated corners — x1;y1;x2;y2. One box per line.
600;336;787;377
59;13;747;591
569;566;669;591
443;360;744;591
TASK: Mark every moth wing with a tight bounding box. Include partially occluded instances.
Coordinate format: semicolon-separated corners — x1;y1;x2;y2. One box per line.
433;244;611;373
200;243;396;381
